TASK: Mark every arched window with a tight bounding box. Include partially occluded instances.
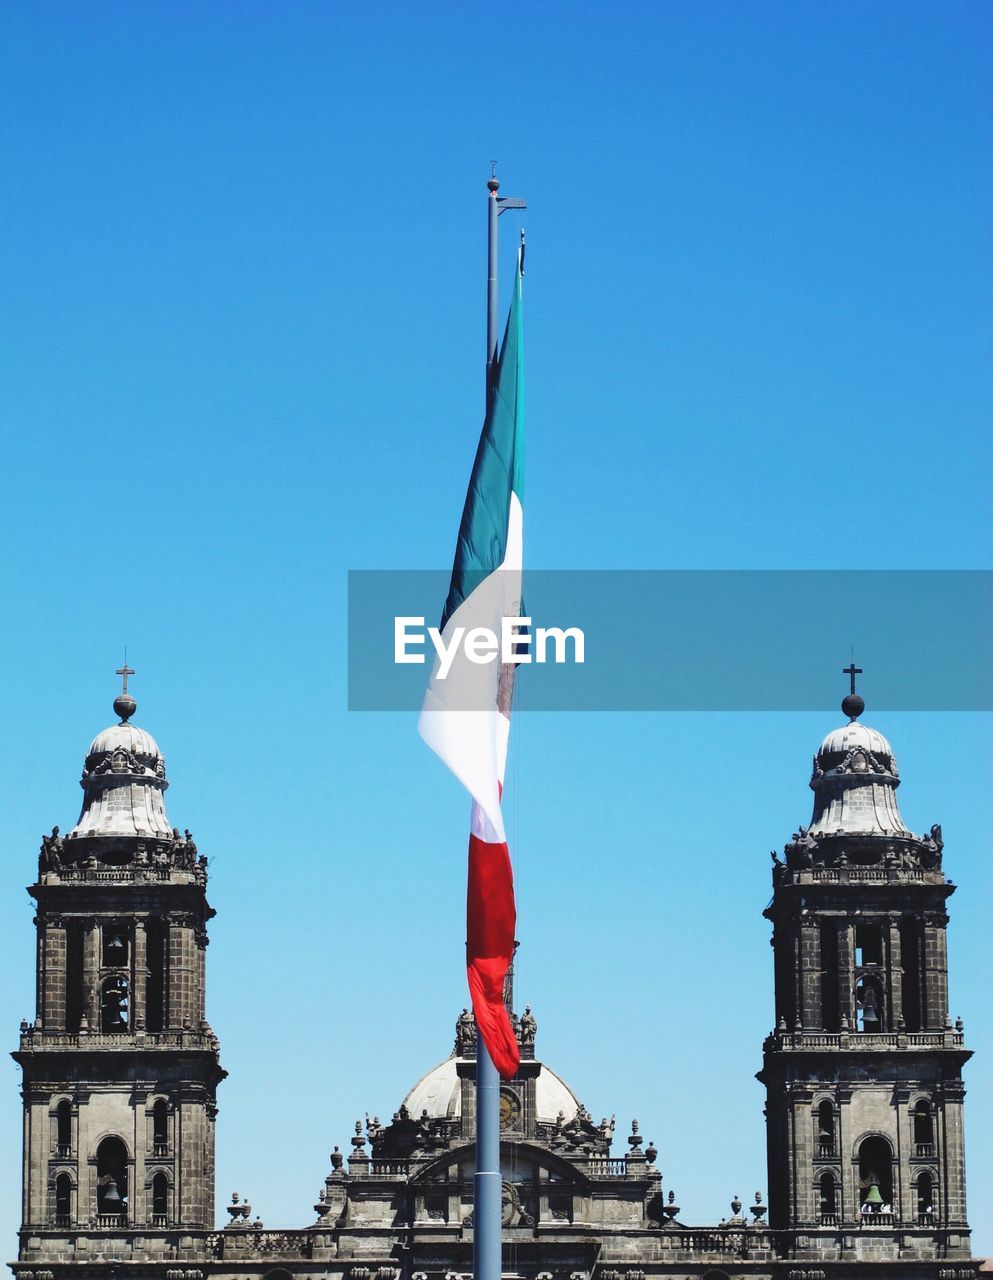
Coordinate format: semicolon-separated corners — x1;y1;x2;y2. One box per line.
152;1099;169;1153
96;1136;128;1219
854;976;885;1032
101;977;130;1031
858;1135;893;1213
916;1171;936;1222
151;1172;168;1224
913;1100;935;1154
818;1170;838;1222
817;1100;835;1155
55;1173;72;1226
56;1100;72;1156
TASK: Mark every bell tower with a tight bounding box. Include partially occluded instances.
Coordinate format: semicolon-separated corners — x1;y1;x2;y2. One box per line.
759;672;974;1269
13;675;225;1266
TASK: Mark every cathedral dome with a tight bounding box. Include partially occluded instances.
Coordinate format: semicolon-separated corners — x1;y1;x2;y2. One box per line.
84;721;165;766
68;691;172;842
815;720;896;766
402;1055;579;1124
807;692;909;837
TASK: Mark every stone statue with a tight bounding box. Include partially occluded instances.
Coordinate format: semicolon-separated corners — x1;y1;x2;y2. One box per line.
919;823;944;869
785;825;817;869
39;826;63;872
455;1007;477;1053
520;1005;537;1044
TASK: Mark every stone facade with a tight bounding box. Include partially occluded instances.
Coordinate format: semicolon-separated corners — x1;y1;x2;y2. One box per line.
8;688;982;1280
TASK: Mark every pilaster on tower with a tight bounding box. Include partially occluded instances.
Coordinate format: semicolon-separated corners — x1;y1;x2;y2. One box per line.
758;673;973;1269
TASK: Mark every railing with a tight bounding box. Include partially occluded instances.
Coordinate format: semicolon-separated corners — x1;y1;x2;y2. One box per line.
216;1231;313;1257
674;1229;750;1253
369;1160;410;1177
918;1210;936;1225
20;1029;215;1050
915;1142;935;1158
860;1209;897;1223
96;1213;128;1229
54;1215;71;1229
153;1143;170;1158
818;1212;839;1226
787;867;930;884
769;1030;964;1050
55;1145;72;1158
53;868;177;883
587;1158;628;1177
151;1214;169;1227
816;1139;836;1157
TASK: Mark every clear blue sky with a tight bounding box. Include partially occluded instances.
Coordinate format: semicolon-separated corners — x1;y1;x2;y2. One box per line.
1;0;991;1253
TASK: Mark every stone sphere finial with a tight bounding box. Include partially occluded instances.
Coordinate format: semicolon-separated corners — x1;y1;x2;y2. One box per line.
841;691;864;721
114;692;137;723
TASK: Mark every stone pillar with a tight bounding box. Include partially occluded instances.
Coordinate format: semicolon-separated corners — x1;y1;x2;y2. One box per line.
801;919;822;1028
792;1089;814;1224
76;1090;91;1224
196;933;207;1023
175;1093;208;1227
893;1086;910;1221
792;926;803;1028
784;1093;797;1226
83;919;101;1029
167;915;194;1029
836;1085;852;1223
887;917;903;1029
132;919;147;1030
43;917;68;1030
132;1090;146;1226
923;913;949;1030
939;1082;968;1226
837;921;854;1027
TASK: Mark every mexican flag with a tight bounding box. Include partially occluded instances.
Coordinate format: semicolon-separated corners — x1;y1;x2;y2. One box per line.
419;259;524;1080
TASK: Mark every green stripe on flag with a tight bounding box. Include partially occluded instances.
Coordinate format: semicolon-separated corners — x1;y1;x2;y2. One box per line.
441;265;524;632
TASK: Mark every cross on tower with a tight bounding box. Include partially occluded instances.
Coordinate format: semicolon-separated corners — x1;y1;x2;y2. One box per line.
115;660;135;695
843;661;862;696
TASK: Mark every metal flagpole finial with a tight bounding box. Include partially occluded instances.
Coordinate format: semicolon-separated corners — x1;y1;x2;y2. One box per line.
488;161;500;193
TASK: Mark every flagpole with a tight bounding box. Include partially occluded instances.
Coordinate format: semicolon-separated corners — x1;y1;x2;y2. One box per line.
475;168;525;1280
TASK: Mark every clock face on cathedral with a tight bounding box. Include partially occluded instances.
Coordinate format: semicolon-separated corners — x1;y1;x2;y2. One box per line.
499;1088;521;1130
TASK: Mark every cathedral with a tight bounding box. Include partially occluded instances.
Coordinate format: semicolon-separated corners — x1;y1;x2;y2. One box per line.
9;675;981;1279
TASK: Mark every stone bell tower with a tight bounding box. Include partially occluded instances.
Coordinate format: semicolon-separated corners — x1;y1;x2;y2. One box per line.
13;672;224;1270
759;670;974;1271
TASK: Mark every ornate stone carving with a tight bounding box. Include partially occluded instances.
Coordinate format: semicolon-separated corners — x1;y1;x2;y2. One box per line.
39;827;63;873
455;1007;477;1055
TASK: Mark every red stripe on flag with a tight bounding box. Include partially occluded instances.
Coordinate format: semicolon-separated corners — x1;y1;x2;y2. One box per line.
466;832;519;1079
